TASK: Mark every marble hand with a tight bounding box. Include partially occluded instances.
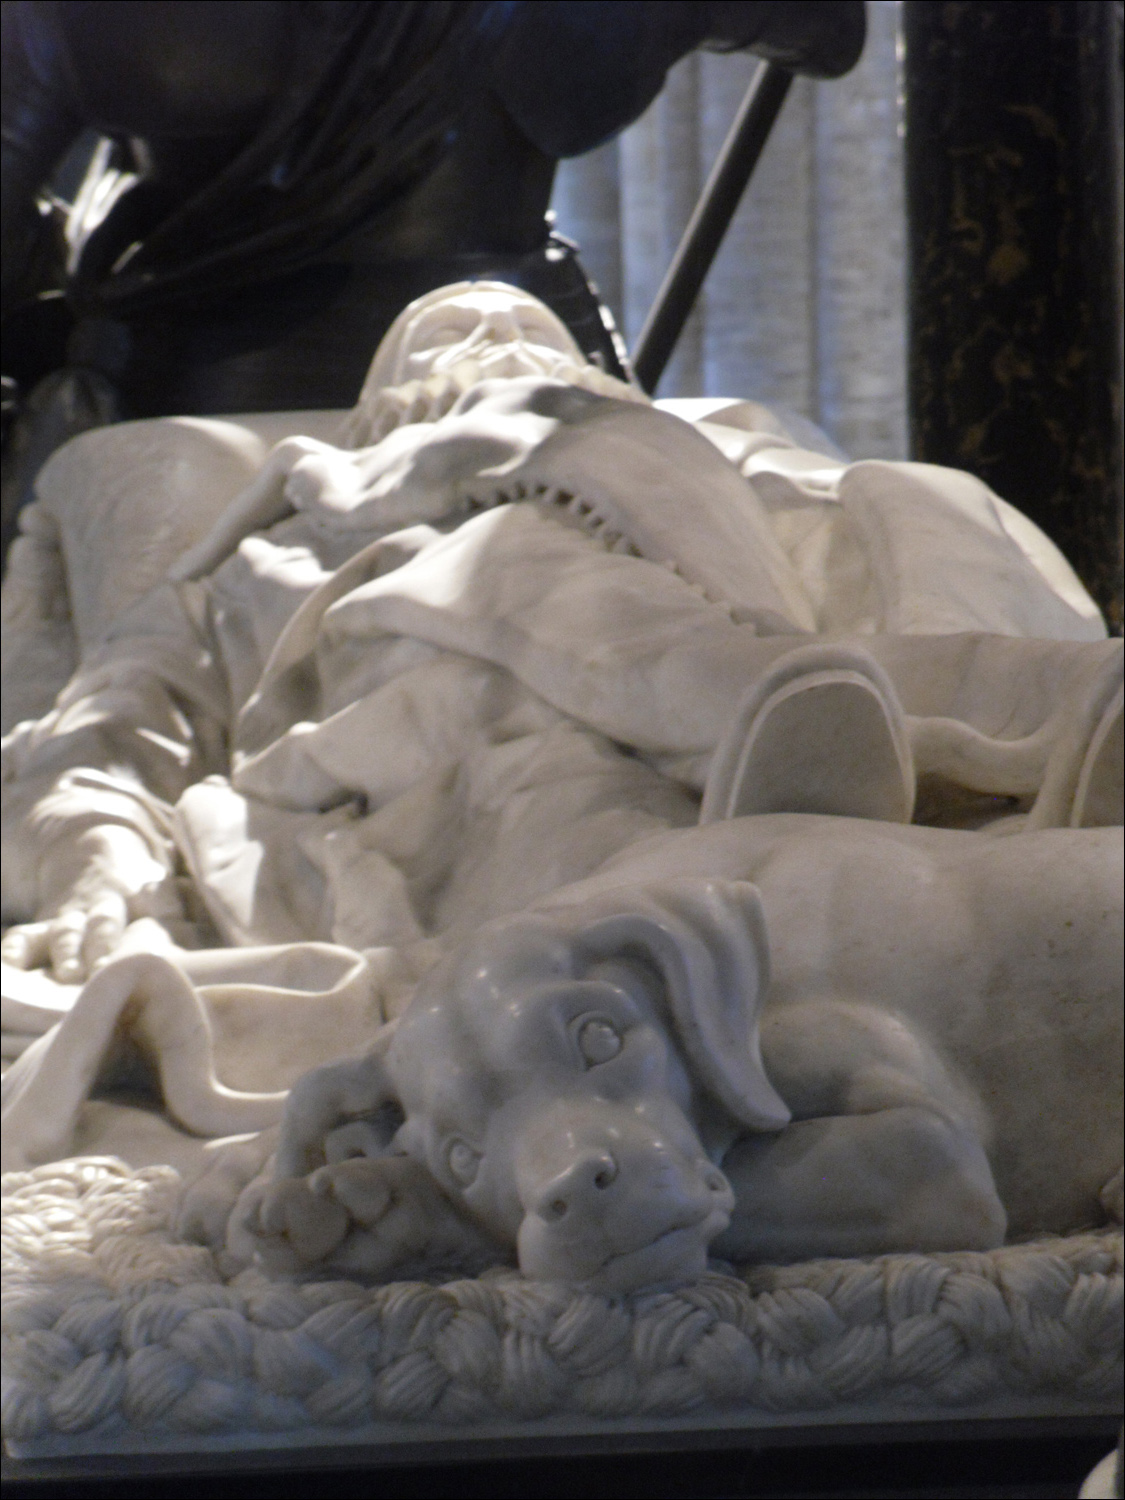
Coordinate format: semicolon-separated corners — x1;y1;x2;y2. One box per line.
1;825;174;983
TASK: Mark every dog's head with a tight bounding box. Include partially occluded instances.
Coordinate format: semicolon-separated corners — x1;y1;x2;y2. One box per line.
374;878;789;1290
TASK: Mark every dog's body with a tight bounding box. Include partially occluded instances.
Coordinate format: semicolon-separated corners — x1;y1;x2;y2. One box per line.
201;815;1121;1289
592;816;1123;1241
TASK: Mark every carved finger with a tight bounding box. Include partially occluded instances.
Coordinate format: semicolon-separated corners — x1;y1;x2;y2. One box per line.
82;897;129;972
48;913;88;983
1;922;52;971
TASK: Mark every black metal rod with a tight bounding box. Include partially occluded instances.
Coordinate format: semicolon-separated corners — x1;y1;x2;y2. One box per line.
631;61;794;395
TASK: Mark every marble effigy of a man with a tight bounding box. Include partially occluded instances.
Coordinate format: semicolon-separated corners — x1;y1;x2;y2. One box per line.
0;285;1121;1461
0;280;1120;1224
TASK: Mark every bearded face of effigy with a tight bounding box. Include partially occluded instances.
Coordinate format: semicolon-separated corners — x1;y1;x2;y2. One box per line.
393;285;587;384
340;281;637;449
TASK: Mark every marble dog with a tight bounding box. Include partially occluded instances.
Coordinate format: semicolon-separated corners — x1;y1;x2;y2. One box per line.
219;815;1123;1291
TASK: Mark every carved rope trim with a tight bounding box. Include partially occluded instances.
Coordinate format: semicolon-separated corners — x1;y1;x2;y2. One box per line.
3;1158;1121;1441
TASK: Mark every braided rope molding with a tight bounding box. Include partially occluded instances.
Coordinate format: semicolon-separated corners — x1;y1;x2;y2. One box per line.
3;1158;1121;1442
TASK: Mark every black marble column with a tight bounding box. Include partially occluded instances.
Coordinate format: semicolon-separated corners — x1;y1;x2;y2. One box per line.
904;0;1123;630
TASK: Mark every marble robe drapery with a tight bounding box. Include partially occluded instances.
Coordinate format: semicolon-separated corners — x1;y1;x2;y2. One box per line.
1;378;1112;984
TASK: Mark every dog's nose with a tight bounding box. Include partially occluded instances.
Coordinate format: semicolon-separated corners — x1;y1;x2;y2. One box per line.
533;1151;619;1223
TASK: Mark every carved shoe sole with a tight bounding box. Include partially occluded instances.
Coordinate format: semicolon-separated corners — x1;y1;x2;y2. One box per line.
701;645;915;824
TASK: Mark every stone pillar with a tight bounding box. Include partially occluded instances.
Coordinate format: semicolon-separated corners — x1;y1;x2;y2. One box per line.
904;0;1124;629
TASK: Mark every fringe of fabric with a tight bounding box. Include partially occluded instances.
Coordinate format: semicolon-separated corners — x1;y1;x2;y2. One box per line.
3;1158;1121;1441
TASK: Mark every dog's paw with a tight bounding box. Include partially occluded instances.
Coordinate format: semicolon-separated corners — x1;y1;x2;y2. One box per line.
176;1129;279;1250
236;1174;351;1270
305;1155;503;1278
308;1153;434;1220
304;1155;449;1275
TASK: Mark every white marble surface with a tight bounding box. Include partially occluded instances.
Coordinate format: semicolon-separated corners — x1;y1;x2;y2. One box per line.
1079;1446;1122;1500
1;283;1121;1299
214;815;1121;1290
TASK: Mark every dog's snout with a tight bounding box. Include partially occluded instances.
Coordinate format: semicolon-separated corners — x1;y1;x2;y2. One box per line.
534;1150;618;1223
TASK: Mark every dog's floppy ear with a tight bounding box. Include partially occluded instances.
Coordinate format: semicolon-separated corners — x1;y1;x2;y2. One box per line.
560;879;791;1131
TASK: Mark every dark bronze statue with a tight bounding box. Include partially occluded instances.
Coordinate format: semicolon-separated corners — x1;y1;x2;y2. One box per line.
1;1;863;551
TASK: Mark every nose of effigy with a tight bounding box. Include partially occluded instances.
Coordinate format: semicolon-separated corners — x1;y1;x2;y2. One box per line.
477;307;525;345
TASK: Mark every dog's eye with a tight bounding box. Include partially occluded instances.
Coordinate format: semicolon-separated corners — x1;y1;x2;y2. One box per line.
577;1017;622;1066
447;1140;481;1185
